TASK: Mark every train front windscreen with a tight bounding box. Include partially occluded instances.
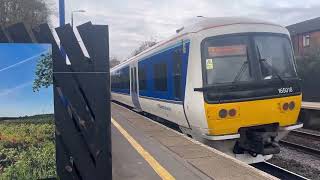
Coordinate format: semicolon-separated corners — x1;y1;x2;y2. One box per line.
200;33;300;103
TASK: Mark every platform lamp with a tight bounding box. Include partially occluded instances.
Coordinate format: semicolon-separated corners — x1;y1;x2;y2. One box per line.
71;10;86;28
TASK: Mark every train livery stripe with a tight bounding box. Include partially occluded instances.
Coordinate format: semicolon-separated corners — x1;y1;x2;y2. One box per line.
111;118;175;180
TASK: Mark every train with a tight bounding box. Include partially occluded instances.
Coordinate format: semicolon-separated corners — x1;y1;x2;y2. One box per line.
110;17;303;164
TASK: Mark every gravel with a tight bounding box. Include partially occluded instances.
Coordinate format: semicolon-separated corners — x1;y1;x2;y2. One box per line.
268;146;320;180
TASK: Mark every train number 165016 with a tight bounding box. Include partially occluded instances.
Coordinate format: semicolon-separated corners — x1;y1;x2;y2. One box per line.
278;87;293;94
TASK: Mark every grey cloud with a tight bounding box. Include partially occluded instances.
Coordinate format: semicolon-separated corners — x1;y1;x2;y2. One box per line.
53;0;320;59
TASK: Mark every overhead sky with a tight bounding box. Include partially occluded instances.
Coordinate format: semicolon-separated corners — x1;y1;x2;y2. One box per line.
50;0;320;60
0;44;53;117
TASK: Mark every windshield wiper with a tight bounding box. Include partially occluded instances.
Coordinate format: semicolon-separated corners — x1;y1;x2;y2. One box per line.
256;45;285;84
232;61;248;83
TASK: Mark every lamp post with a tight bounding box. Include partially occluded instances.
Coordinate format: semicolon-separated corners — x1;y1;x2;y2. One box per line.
71;10;86;28
59;0;65;26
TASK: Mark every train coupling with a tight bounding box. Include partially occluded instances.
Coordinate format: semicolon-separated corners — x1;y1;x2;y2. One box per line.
233;123;280;157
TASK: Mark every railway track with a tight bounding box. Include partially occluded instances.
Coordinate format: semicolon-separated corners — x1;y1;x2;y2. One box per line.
279;140;320;157
279;130;320;157
252;162;309;180
290;130;320;140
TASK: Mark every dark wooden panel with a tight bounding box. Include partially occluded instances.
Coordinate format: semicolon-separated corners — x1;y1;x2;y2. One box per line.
77;24;111;179
32;23;68;72
77;23;109;72
54;85;97;179
6;23;33;43
53;22;111;179
0;26;9;43
1;21;112;180
55;24;92;72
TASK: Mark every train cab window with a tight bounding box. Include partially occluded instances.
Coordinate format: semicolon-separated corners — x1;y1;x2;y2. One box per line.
202;36;254;85
254;35;297;80
138;64;147;90
153;63;167;91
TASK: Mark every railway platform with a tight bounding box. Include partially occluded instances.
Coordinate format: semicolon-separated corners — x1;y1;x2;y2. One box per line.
111;103;277;180
302;101;320;110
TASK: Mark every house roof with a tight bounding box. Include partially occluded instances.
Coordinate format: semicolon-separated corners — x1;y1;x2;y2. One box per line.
286;17;320;35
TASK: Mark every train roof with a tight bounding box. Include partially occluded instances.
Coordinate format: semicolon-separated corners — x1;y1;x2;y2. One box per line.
112;17;282;70
176;17;280;34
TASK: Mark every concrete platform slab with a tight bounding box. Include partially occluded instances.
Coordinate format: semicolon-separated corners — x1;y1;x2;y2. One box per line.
111;103;277;180
168;144;214;159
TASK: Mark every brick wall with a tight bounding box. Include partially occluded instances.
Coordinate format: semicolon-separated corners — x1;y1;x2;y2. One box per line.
291;31;320;56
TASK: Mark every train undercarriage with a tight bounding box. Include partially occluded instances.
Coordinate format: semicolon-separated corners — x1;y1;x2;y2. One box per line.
181;123;302;164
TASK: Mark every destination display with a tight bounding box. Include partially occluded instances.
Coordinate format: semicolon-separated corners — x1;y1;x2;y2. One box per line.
208;45;247;58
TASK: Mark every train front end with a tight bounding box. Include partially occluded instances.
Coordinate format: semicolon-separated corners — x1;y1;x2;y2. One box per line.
195;23;302;163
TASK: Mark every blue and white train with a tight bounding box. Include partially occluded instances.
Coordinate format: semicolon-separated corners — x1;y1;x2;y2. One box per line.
111;17;303;164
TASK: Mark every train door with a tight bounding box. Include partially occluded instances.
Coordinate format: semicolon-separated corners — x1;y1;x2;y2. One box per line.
173;51;182;100
130;65;141;110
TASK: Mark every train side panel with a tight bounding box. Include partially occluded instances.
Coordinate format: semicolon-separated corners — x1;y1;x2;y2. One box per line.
137;40;191;128
184;35;209;134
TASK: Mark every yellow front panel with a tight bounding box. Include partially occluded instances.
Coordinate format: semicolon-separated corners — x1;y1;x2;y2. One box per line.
204;95;302;135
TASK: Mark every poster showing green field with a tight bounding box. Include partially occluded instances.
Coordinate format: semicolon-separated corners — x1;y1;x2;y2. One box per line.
0;44;56;179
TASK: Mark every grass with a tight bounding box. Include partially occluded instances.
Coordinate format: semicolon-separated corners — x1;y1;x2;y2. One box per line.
0;114;56;180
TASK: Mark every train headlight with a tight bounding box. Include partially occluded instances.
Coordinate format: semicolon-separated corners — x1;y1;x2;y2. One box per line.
282;102;289;111
219;109;228;118
289;101;295;110
229;109;237;117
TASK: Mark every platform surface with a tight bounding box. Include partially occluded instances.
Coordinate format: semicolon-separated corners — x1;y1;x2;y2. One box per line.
302;101;320;110
111;103;277;180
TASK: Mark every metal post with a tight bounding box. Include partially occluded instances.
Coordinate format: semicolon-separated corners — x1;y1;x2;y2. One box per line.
59;0;65;27
71;10;86;29
59;0;66;59
71;13;73;28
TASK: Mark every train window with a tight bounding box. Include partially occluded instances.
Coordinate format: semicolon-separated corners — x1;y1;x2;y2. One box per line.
202;36;253;85
122;67;130;89
111;67;130;90
254;35;297;79
111;73;116;90
138;64;147;90
153;63;167;91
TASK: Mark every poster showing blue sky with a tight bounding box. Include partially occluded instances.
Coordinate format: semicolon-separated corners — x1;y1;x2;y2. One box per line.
0;44;53;117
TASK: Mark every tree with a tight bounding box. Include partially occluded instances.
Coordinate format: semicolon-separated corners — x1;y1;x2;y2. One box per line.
110;56;121;68
131;40;157;57
33;53;53;92
0;0;52;31
0;1;53;91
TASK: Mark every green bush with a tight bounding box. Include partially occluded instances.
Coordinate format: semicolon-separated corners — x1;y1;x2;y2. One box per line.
0;117;56;180
295;48;320;79
1;143;56;180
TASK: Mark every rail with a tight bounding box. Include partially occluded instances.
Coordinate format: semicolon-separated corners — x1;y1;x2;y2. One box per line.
252;162;309;180
290;130;320;140
279;140;320;158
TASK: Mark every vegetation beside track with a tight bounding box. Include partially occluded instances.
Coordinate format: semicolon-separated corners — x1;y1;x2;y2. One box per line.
0;114;56;179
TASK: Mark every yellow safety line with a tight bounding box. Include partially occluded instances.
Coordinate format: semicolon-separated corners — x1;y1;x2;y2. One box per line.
111;118;175;180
